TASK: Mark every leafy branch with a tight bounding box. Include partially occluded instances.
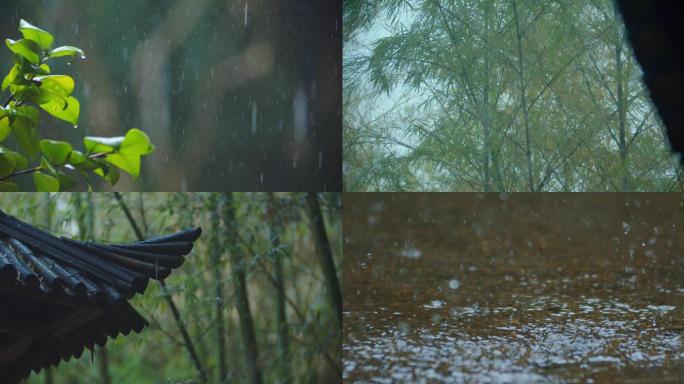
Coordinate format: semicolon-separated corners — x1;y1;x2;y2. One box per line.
0;19;154;191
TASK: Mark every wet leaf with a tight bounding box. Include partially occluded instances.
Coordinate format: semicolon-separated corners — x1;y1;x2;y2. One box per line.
105;153;141;178
34;75;74;97
38;94;79;125
48;46;86;60
10;116;40;157
83;135;124;154
0;149;17;178
0;117;10;142
120;128;155;156
2;64;20;91
40;139;72;165
94;163;120;185
5;38;40;65
33;171;60;191
19;19;53;50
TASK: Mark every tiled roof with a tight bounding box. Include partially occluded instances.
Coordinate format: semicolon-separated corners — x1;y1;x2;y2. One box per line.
0;210;201;383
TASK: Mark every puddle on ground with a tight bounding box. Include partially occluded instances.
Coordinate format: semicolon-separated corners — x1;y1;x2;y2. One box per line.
344;194;684;383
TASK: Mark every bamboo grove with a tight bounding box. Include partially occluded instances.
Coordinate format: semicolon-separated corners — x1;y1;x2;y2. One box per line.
344;0;680;191
0;192;341;383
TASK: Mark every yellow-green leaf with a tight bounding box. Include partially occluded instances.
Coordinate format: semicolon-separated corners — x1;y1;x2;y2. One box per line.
38;94;80;125
0;117;10;142
19;19;54;50
6;38;40;65
2;64;20;91
120;128;155;155
105;153;141;178
49;46;86;60
34;75;74;97
84;135;123;154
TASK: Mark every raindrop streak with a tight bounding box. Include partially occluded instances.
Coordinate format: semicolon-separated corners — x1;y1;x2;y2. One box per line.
293;85;308;144
251;102;258;134
244;2;249;27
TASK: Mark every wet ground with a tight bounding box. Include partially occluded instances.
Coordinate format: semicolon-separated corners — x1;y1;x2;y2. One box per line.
343;194;684;383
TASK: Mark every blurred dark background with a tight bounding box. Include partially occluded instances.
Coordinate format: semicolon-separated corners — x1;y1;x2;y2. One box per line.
0;0;341;191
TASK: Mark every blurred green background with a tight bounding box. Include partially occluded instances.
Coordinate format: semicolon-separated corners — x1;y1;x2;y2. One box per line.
0;0;341;191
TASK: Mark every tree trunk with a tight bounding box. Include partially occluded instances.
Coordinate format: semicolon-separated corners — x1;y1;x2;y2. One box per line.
268;194;291;383
222;193;262;384
306;193;342;326
512;0;535;191
481;1;493;192
209;194;228;382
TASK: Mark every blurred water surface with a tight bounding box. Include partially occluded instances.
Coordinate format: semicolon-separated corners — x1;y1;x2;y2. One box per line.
344;193;684;383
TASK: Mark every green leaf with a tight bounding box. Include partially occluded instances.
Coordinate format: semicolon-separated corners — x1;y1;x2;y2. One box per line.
105;153;141;178
33;172;60;191
19;19;54;50
6;38;41;65
68;149;87;165
40;139;72;165
68;150;99;171
15;105;40;125
38;94;80;125
0;148;28;170
34;75;74;97
120;128;155;155
9;83;39;102
94;163;120;185
0;118;10;142
54;171;76;190
48;46;86;60
11;116;40;157
38;63;50;75
0;149;17;178
84;135;124;154
2;64;20;91
0;181;18;191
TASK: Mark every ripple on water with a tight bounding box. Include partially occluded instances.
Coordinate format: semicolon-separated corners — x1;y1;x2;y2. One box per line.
345;297;684;383
344;194;684;383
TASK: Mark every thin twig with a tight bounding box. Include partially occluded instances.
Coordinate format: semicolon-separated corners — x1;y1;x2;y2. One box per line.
0;151;111;182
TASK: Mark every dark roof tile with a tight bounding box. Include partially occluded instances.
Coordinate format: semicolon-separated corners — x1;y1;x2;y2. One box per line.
0;210;201;383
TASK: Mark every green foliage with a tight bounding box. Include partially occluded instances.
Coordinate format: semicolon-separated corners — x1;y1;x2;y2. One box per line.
0;19;153;191
344;0;680;191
